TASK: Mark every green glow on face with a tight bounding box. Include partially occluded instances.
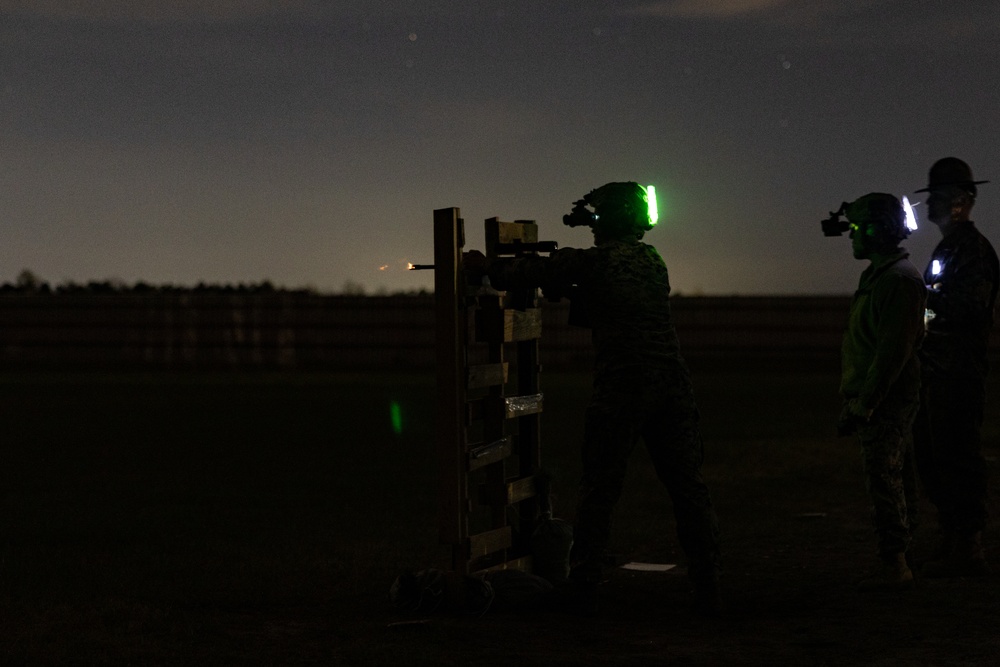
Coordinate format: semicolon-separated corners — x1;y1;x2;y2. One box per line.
390;400;403;435
646;185;658;226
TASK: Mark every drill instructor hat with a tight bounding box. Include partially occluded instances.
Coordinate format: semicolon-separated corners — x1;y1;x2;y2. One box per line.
916;157;989;194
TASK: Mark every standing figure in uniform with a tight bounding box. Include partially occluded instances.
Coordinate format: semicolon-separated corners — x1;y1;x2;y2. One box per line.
835;193;926;590
465;182;721;616
913;157;999;577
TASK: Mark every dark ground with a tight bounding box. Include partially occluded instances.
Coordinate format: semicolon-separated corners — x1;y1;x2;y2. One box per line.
2;364;999;665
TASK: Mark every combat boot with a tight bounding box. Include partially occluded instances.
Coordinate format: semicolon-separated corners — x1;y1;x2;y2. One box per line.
922;531;990;578
857;553;914;592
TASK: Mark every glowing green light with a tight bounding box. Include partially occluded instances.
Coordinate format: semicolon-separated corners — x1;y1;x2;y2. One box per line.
646;185;658;226
390;400;403;435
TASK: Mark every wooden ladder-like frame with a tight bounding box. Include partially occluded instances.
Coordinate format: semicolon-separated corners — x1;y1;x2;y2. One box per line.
434;207;544;575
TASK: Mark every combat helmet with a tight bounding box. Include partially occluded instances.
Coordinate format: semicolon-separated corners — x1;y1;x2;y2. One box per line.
846;193;910;248
590;181;654;237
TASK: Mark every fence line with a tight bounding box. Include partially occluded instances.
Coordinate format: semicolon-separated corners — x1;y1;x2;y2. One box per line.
0;293;945;371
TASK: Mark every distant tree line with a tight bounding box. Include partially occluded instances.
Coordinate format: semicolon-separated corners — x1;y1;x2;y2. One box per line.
1;270;430;297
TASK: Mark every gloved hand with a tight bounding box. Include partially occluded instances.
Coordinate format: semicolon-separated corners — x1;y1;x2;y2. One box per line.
846;397;873;422
837;398;873;436
462;250;488;281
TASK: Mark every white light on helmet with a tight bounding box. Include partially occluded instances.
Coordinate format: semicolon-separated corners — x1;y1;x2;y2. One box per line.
902;195;918;231
932;259;943;276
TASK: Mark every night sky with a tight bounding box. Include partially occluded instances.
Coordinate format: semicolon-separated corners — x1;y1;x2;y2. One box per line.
3;1;999;295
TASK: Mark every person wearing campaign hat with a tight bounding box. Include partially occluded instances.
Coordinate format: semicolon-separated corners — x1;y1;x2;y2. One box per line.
912;157;999;577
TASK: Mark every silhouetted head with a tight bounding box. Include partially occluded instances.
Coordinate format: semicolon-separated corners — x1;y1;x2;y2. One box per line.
846;193;908;259
590;181;655;242
918;157;986;226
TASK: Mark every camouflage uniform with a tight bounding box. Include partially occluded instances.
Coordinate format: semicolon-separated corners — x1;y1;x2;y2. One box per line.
488;239;721;586
915;222;999;537
840;250;926;559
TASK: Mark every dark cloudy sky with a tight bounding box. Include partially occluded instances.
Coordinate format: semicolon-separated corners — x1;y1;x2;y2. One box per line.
2;1;999;295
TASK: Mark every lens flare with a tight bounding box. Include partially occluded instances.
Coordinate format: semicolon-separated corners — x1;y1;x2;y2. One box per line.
390;400;403;435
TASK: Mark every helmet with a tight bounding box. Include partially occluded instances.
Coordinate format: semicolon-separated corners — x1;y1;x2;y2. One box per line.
846;193;909;248
916;157;989;196
583;181;653;239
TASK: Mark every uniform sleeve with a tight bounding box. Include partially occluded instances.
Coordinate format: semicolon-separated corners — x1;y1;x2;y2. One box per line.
859;274;926;411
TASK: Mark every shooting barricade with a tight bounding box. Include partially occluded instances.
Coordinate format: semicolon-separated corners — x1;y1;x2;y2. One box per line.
434;208;546;575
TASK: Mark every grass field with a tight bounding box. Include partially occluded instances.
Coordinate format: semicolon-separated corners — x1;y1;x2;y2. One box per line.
2;366;999;665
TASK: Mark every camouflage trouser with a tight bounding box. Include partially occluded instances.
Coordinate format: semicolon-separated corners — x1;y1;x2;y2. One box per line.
913;377;989;535
570;366;721;584
855;400;919;560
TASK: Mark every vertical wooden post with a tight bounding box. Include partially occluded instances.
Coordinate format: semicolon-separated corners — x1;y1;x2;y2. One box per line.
434;208;467;571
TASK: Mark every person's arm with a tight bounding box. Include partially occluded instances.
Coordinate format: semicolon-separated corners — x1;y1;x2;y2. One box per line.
487;247;587;293
858;274;925;412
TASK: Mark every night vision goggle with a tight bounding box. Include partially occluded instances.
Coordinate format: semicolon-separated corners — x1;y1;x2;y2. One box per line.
563;184;658;230
821;196;918;237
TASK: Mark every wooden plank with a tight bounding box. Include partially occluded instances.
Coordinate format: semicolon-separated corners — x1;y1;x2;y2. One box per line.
475;555;533;575
434;208;468;560
507;308;542;342
505;393;544;418
467;436;511;471
506;475;536;505
484;218;538;256
475;308;542;343
467;362;507;389
468;526;512;560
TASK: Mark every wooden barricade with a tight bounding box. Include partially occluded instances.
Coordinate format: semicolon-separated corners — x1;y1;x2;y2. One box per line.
434;208;544;575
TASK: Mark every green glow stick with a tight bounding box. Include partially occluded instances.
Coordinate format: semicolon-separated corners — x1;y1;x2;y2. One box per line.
646;185;658;226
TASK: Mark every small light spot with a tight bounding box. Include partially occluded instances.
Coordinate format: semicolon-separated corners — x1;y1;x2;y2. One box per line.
592;27;602;36
783;60;791;70
390;401;403;435
408;32;417;42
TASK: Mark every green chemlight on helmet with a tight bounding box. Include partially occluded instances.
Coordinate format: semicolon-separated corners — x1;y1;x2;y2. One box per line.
646;185;658;226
